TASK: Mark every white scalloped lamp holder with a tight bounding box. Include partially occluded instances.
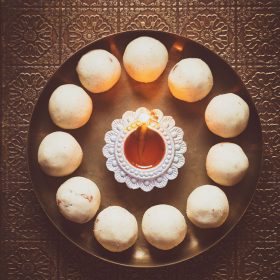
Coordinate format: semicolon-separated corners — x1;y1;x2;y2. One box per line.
103;107;187;192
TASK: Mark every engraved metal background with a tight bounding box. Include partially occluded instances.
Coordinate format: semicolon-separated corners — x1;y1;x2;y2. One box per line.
1;0;279;279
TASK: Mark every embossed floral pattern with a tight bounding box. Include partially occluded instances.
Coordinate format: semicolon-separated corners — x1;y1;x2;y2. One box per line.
179;8;235;63
65;14;113;52
61;9;117;61
125;11;170;31
236;65;280;106
2;188;56;239
3;241;57;279
7;73;45;123
7;15;57;64
3;67;57;125
237;9;280;64
236;241;280;279
61;0;116;6
136;0;157;4
120;0;176;7
181;0;234;6
185;14;229;51
244;14;280;59
120;8;176;33
236;0;280;6
6;130;30;182
4;0;58;7
248;71;280;100
236;183;279;241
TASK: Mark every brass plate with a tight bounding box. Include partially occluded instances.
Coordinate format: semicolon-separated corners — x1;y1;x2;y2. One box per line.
28;30;263;267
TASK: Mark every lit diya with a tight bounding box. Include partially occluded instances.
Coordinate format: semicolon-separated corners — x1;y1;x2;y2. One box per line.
103;107;187;191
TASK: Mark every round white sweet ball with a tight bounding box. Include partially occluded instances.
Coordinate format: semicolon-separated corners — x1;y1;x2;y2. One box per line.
168;58;213;102
94;206;138;252
186;185;229;228
206;142;249;186
56;177;101;224
142;204;187;250
205;93;249;138
76;49;121;93
123;36;168;83
38;131;83;177
49;84;93;129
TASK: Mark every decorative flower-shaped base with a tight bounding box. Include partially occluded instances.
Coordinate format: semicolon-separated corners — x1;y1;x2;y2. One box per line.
103;107;187;192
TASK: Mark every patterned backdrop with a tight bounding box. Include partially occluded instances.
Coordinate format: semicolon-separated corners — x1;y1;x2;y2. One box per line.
1;0;279;279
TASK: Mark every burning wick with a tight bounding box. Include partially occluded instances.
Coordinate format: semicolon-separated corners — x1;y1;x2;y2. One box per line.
138;112;151;161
